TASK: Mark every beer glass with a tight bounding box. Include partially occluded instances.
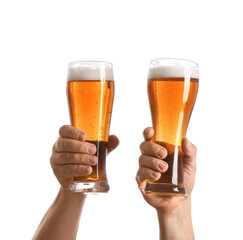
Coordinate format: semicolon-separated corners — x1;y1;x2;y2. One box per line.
67;61;114;194
144;58;199;195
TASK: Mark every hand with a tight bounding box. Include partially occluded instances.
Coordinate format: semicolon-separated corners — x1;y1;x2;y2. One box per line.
136;127;197;213
50;125;119;191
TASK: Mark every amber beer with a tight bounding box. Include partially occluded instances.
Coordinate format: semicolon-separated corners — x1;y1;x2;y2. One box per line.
145;59;199;195
67;61;114;193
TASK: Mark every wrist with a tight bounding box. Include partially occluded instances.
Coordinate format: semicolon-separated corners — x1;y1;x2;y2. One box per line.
157;194;191;216
59;187;87;201
157;195;194;240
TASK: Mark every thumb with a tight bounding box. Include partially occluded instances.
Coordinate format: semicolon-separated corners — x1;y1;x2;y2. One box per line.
143;127;154;141
181;138;197;172
107;135;119;154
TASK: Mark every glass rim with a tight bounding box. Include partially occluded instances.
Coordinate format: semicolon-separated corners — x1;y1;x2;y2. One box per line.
68;60;113;69
150;58;198;69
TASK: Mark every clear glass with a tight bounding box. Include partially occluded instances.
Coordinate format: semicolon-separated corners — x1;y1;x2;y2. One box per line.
145;58;199;196
66;61;114;194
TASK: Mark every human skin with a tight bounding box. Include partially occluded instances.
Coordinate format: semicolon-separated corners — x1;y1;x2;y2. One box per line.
33;125;119;240
136;127;197;240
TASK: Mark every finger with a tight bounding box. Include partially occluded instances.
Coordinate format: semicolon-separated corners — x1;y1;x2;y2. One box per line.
143;127;154;141
51;152;97;166
53;164;93;177
55;138;96;154
136;167;161;190
139;155;168;173
107;135;119;154
140;141;167;159
181;138;197;169
59;125;87;141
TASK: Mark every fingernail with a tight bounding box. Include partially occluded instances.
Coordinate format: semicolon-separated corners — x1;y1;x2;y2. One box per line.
158;162;166;171
144;128;149;134
152;171;160;178
88;145;96;154
89;156;97;164
157;149;165;158
84;166;92;175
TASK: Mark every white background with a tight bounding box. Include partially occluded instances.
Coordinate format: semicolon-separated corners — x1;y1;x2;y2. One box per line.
0;0;243;239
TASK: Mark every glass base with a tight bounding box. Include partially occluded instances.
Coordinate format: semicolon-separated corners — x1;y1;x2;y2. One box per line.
144;182;186;196
70;181;109;194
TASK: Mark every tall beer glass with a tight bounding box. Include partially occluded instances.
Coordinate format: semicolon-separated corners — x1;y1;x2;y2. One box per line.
145;58;199;195
67;61;114;194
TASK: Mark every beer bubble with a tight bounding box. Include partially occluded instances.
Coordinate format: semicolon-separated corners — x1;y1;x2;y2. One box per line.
68;61;114;81
148;66;199;79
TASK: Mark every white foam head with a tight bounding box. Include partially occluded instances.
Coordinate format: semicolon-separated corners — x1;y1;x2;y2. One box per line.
68;61;114;81
148;58;199;79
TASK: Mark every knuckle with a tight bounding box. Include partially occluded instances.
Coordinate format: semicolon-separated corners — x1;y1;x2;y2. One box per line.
151;171;160;181
135;173;140;184
78;165;85;173
77;153;84;163
150;145;159;158
51;163;58;173
139;141;145;152
52;143;56;152
85;154;90;163
57;138;66;150
55;138;61;149
152;144;159;153
151;157;158;167
80;142;87;153
73;128;80;139
136;169;142;180
54;137;61;150
138;155;144;165
59;125;67;136
78;165;89;175
50;152;58;165
50;155;54;166
51;153;61;166
138;168;146;179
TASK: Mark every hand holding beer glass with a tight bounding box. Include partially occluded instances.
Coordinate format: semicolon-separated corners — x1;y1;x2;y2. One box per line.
67;61;114;194
144;58;199;195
